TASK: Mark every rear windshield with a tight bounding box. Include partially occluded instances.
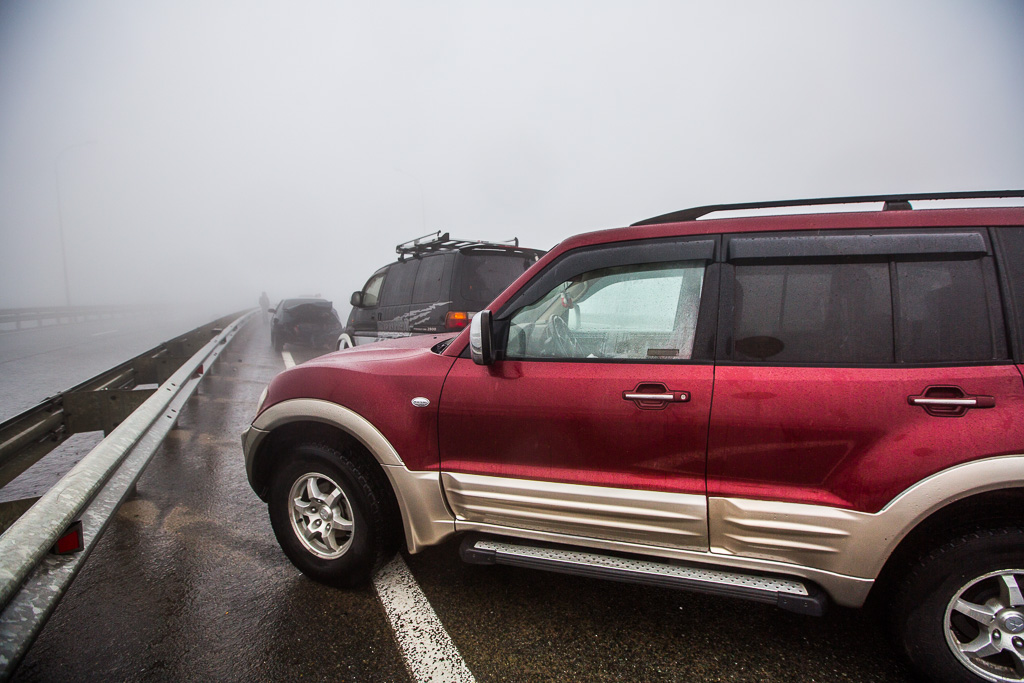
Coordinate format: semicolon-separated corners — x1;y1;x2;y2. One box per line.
282;303;338;324
458;252;538;305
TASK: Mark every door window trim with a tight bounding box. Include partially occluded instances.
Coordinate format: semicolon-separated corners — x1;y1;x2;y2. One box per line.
727;231;988;262
496;237;717;319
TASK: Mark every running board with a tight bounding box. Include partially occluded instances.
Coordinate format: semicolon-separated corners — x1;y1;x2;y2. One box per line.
460;536;827;616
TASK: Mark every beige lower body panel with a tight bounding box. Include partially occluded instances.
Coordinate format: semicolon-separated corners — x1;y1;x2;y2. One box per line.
401;456;1024;607
442;472;873;606
381;466;455;553
709;455;1024;581
710;497;865;573
442;472;709;551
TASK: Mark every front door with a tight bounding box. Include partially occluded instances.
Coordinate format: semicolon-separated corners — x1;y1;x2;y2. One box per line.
439;242;718;551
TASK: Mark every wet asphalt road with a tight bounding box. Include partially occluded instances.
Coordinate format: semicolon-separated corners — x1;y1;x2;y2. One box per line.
13;321;922;682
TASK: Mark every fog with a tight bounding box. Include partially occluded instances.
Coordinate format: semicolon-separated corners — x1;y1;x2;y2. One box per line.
1;1;1022;316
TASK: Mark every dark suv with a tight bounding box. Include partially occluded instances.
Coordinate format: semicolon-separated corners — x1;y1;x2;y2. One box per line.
244;192;1024;683
270;298;343;351
338;232;543;349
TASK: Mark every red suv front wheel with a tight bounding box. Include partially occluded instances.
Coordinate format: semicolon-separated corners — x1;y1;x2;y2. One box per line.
267;443;397;587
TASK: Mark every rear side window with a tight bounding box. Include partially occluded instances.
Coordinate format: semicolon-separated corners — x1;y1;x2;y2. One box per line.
412;255;446;304
896;259;994;362
732;262;894;363
459;253;535;305
726;230;1008;365
380;260;420;306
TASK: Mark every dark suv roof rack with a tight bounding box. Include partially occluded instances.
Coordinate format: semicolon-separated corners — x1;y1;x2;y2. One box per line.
631;190;1024;226
396;231;521;257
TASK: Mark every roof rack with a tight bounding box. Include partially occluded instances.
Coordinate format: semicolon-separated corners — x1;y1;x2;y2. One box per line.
395;231;521;257
631;190;1024;226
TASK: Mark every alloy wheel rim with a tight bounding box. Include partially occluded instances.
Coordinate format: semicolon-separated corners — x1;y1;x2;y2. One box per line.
288;472;355;559
944;569;1024;682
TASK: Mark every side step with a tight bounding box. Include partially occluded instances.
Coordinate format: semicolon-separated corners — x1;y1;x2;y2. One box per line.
460;535;827;616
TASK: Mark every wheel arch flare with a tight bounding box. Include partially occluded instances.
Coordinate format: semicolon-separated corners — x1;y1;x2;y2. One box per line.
243;398;455;552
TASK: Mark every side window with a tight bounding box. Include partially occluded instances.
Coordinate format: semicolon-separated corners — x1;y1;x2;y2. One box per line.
412;255;446;304
380;260;420;307
732;262;894;363
896;259;996;362
361;271;386;308
506;260;705;360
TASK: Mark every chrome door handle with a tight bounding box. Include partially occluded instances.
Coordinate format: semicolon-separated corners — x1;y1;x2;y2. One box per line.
909;397;979;406
908;386;995;417
622;384;690;410
624;392;673;401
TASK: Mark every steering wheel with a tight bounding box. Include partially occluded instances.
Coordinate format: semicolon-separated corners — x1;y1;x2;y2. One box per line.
546;314;582;358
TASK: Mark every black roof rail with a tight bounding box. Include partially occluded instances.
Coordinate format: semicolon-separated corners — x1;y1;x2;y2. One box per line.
396;231;523;258
631;190;1024;226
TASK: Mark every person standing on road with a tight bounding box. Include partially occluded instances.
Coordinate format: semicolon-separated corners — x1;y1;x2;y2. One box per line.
259;291;270;323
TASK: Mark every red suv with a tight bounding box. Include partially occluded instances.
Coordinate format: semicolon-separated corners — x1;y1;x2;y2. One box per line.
244;192;1024;683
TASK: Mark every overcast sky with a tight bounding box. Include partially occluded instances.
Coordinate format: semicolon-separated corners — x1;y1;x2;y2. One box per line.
1;1;1022;313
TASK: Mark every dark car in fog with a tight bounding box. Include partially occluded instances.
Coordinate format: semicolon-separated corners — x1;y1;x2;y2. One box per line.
338;232;544;349
270;298;344;351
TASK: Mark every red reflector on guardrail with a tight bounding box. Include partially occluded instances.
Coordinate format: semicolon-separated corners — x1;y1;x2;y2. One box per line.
193;364;204;378
52;520;84;555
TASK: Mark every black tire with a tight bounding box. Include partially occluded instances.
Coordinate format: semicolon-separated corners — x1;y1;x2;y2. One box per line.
893;527;1024;683
267;443;398;587
272;330;283;352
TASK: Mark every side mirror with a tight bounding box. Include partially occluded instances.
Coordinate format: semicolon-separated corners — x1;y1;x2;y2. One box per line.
350;291;364;308
469;310;493;365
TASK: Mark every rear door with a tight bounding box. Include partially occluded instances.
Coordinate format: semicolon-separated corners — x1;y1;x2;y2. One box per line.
706;229;1024;564
438;237;719;551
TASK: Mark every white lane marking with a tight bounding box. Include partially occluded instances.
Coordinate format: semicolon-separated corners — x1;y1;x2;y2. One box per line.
281;351;295;368
373;555;476;683
90;329;119;337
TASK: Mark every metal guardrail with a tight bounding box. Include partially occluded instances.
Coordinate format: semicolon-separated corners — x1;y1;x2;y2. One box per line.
0;305;146;330
0;313;248;500
0;310;254;679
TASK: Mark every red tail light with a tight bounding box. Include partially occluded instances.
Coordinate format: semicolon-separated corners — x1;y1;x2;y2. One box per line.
445;312;469;329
